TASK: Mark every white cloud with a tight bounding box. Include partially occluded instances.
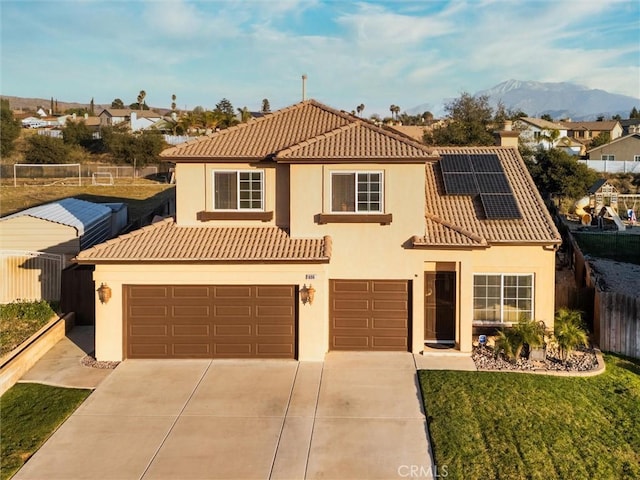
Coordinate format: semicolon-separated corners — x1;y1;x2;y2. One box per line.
336;3;454;48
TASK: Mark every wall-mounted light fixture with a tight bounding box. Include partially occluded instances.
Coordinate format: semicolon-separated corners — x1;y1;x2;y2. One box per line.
97;283;112;304
300;284;316;305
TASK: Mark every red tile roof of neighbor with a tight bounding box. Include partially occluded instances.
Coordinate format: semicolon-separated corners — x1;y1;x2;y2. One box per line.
160;99;437;162
75;100;560;264
75;219;331;263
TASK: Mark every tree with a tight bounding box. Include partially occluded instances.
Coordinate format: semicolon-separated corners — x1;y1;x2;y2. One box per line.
424;92;495;146
25;135;73;164
0;99;21;157
101;128;166;166
215;98;237;128
137;90;146;111
171;94;177;112
111;98;125;109
589;132;611;149
50;97;54;114
389;104;400;120
539;128;560;150
89;98;95;116
356;104;365;117
62;120;94;149
64;107;89;116
630;107;639;119
540;113;553;121
237;106;251;123
261;98;271;113
528;148;599;201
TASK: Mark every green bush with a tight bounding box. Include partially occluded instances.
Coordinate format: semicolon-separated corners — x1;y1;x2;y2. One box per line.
553;308;589;362
494;317;546;361
0;300;55;322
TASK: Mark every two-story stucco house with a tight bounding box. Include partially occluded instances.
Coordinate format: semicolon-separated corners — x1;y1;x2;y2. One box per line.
76;100;561;362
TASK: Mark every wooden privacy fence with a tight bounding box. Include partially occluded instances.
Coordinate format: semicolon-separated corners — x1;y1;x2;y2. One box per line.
595;291;640;359
0;251;62;303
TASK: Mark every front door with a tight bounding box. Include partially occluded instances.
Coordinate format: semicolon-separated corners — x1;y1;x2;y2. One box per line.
424;272;456;343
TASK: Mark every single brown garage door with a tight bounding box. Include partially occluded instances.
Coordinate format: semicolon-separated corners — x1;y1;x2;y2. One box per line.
124;285;295;359
329;280;409;351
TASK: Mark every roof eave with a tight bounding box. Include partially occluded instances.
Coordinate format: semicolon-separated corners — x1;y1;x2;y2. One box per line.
160;156;272;163
275;156;436;164
74;257;331;265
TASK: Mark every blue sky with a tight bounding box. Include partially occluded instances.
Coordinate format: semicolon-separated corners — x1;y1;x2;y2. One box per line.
1;0;639;115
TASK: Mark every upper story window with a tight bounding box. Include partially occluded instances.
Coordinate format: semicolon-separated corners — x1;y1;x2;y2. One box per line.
213;170;263;210
634;155;640;162
601;154;615;161
331;172;383;213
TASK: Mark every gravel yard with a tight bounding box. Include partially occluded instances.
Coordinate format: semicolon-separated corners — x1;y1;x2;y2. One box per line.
587;257;640;297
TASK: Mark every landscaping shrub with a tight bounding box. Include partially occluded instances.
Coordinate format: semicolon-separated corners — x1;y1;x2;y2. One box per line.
553;308;589;362
0;300;57;356
0;299;55;322
494;317;546;361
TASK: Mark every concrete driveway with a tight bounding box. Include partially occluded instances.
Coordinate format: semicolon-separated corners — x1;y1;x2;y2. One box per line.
15;353;433;479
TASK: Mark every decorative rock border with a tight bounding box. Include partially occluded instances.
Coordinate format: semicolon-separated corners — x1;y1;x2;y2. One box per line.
0;313;75;396
473;346;606;377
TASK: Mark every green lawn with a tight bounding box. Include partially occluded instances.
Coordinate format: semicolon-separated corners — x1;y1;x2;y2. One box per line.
419;354;640;480
0;383;91;480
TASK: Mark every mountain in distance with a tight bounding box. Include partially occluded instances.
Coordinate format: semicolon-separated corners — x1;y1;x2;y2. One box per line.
408;79;640;121
0;95;113;114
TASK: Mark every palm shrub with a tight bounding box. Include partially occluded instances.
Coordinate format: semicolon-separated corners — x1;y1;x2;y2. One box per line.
494;317;546;362
494;328;521;361
553;308;589;362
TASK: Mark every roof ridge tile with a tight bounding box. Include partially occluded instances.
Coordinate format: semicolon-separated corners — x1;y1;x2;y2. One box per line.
424;213;487;245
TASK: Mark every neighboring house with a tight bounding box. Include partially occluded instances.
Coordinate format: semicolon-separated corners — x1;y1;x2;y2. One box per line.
98;109;162;132
514;117;569;151
555;136;585;156
585;133;640;165
1;198;127;303
64;113;102;131
620;119;640;136
563;120;623;143
75;100;560;362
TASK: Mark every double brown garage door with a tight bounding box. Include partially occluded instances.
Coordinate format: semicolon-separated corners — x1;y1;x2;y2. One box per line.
329;280;409;351
124;285;295;359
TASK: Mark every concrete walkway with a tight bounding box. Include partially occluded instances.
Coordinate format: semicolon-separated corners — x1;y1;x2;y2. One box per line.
15;351;436;479
18;326;114;389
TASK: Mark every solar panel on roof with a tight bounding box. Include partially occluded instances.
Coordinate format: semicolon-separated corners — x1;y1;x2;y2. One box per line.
440;154;472;172
470;154;503;173
476;173;512;194
443;173;478;195
480;194;521;219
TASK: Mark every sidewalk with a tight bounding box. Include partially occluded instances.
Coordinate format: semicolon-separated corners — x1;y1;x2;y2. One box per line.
18;326;115;389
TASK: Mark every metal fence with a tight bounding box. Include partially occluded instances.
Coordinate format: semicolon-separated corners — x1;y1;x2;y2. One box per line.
0;251;62;303
579;160;640;174
573;232;640;265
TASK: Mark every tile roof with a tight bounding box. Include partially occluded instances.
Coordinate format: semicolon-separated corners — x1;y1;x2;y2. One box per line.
1;198;112;236
562;121;620;131
413;147;561;248
276;121;435;161
160;99;436;162
75;218;331;263
518;117;566;130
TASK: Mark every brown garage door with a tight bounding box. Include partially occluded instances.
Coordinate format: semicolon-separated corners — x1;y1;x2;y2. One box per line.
329;280;409;351
124;285;295;359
